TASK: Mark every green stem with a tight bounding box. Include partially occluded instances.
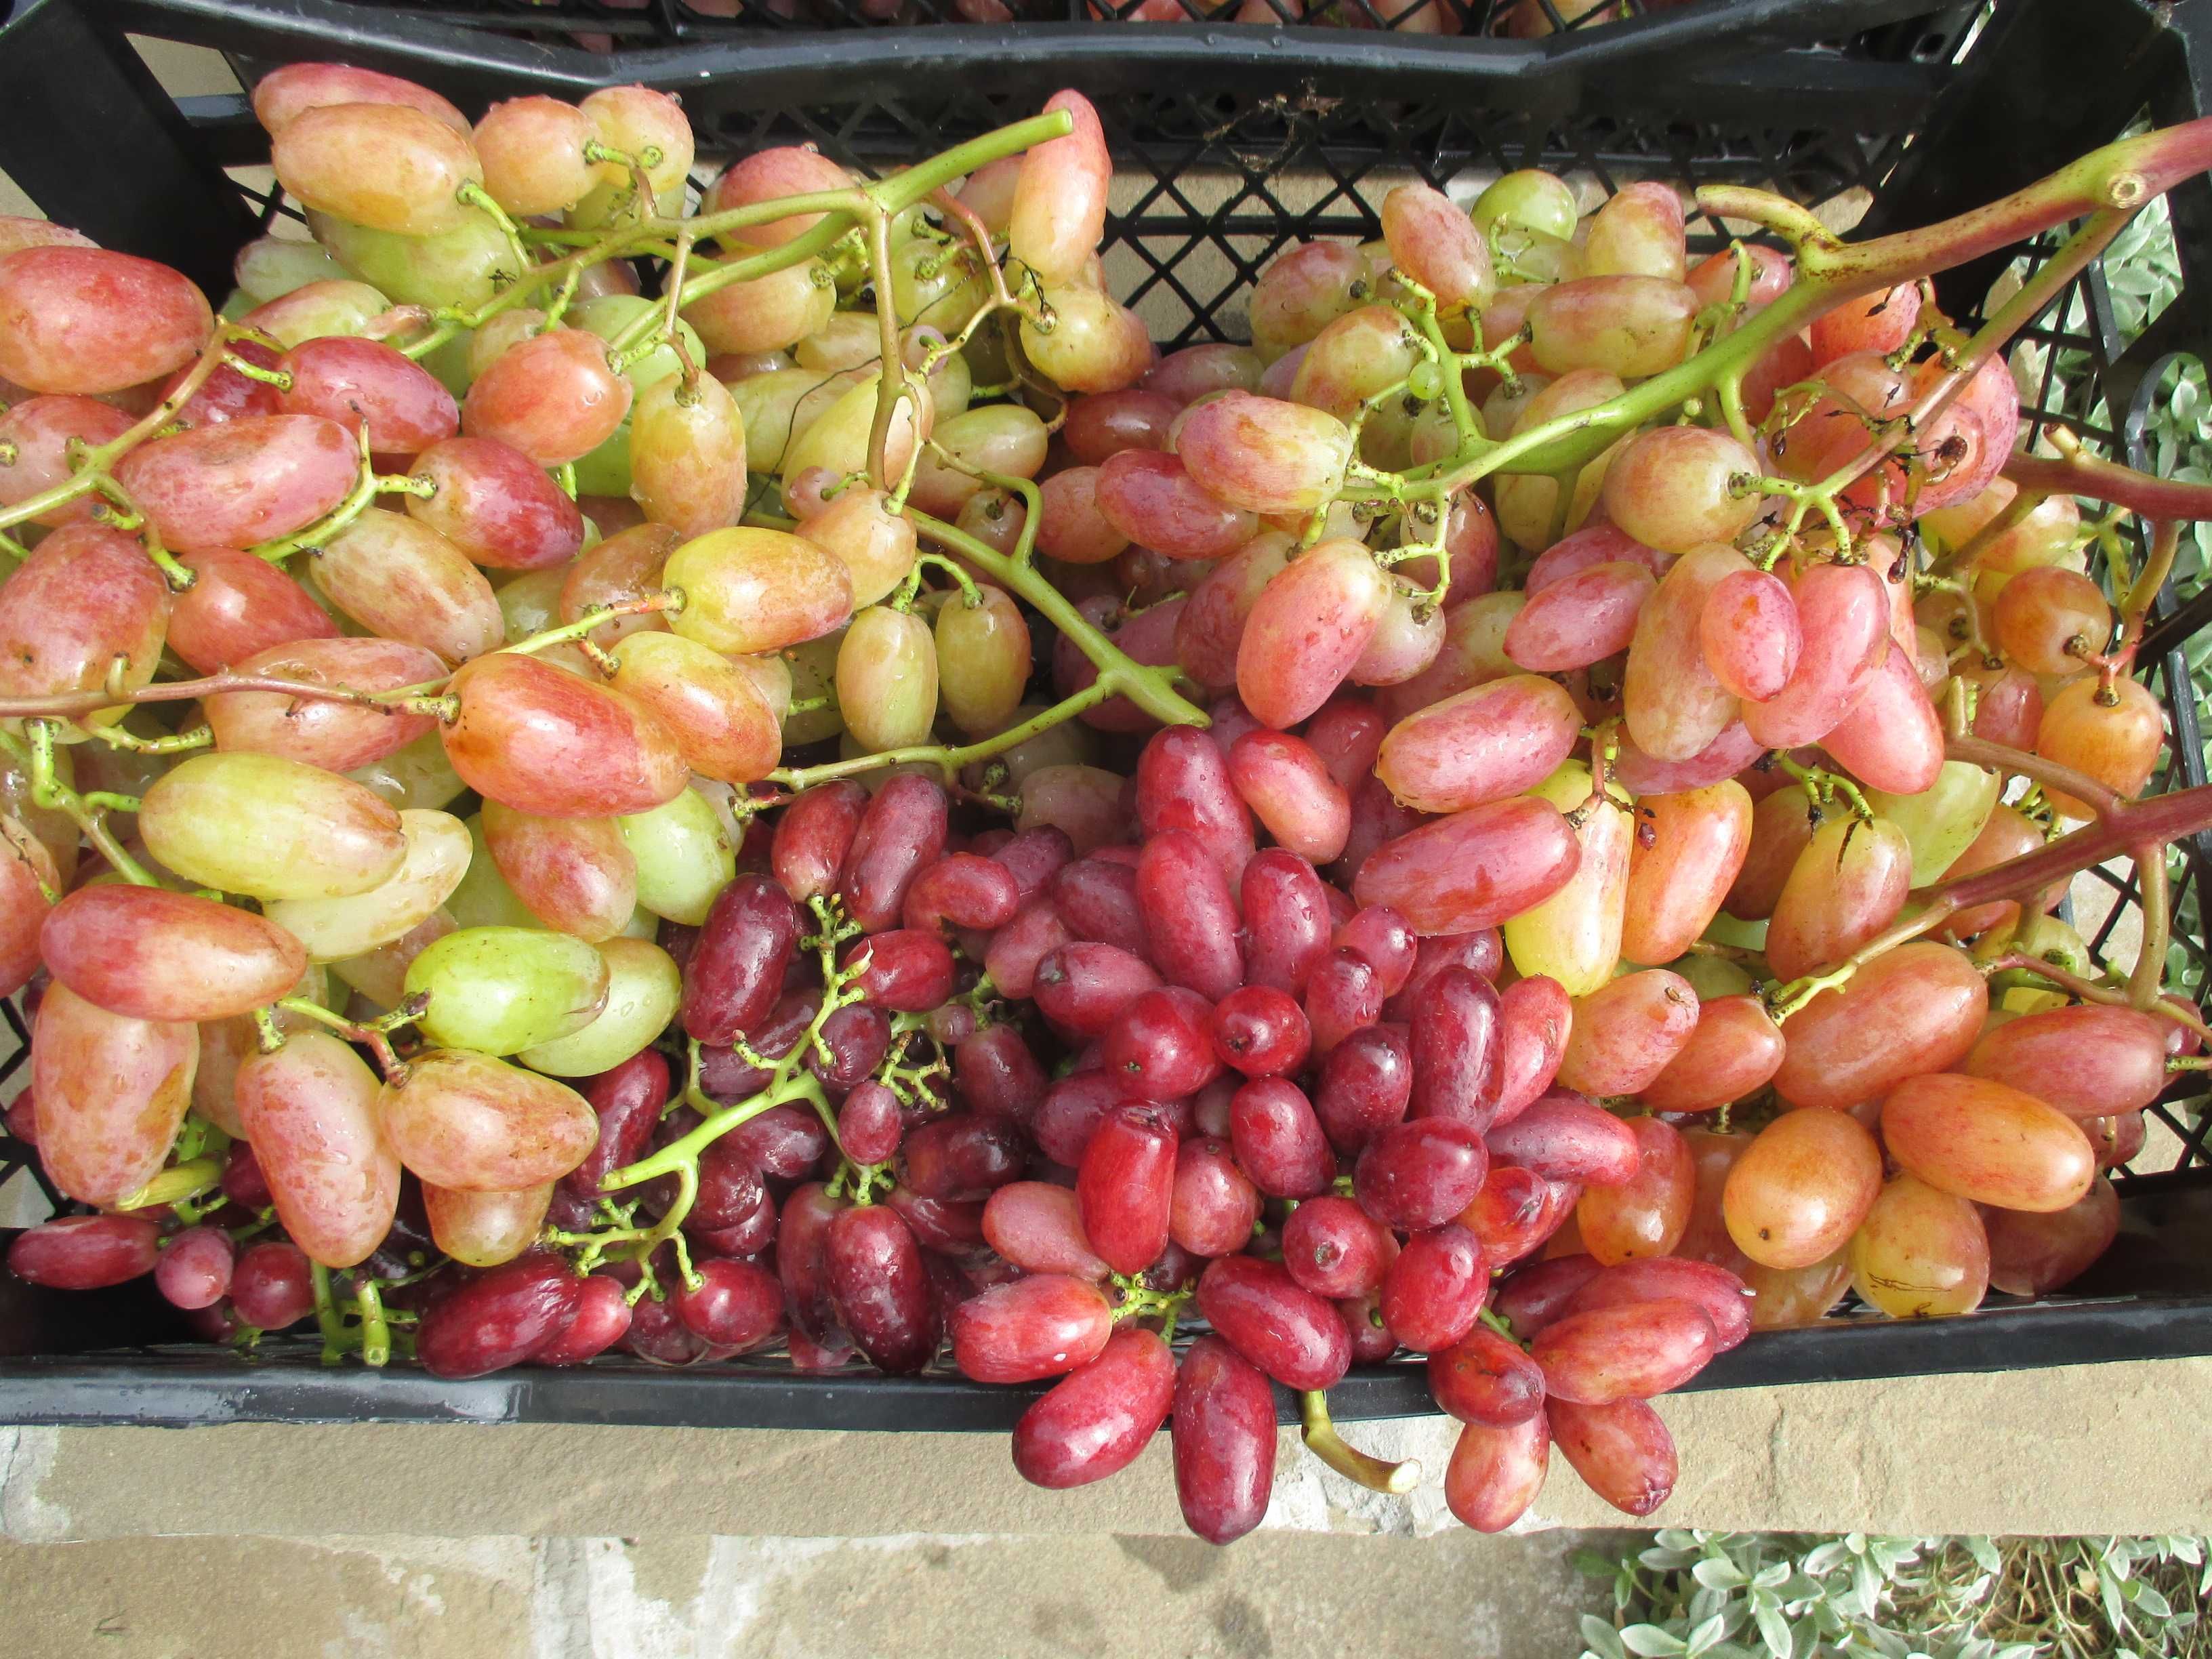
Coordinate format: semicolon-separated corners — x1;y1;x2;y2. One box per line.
1299;1390;1421;1494
769;677;1115;792
356;1278;390;1368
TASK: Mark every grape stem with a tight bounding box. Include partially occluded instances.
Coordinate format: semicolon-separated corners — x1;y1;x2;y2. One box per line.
767;675;1115;793
114;1156;222;1215
1979;951;2212;1046
272;994;418;1081
1943;734;2121;820
2005;447;2212;523
0;722;157;888
1298;1390;1421;1494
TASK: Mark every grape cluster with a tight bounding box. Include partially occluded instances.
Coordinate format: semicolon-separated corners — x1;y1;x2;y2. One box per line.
3;62;2212;1544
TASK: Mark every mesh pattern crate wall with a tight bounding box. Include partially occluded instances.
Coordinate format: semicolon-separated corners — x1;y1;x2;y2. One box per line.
0;0;2210;1418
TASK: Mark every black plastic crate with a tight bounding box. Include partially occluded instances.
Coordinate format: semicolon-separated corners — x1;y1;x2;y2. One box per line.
0;0;2208;1429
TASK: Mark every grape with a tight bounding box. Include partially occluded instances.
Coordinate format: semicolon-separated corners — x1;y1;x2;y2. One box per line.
681;874;800;1045
684;262;836;361
1565;968;1698;1110
1502;763;1630;997
1374;592;1524;725
1430;1324;1546;1428
1094;449;1256;561
1568;1111;1692;1267
1582;182;1687;281
314;509;502;665
625;371;746;536
1402;964;1501;1135
2036;674;2165;817
846;928;959;1013
1564;1257;1752;1354
1174;534;1293;691
1986;1176;2120;1296
407;437;586;571
1195;1254;1351;1389
204;636;442;773
1616;782;1749;968
7;1214;163;1290
251;62;467;136
279;334;457;458
1880;1073;2097;1213
663;526;855;656
1009;90;1109;285
1763;815;1912;981
1174;392;1355;516
1249;241;1367;360
227;1241;319;1332
1019;285;1153;394
1990;566;2110;676
1533;1298;1715;1404
421;1180;551;1269
1077;1105;1178;1274
1726;787;1827;921
272;103;485;237
1305;952;1387;1059
0;524;168;718
836;605;939;754
461;329;633;467
1375;674;1582;814
1012;1326;1176;1491
0;818;55;1000
1547;1397;1677;1517
443;651;690;818
531;1273;634;1367
1380;1223;1488;1352
1503;561;1654;673
1491;973;1574;1123
615;787;734;928
1444;1414;1551;1534
1221;731;1348;864
39;885;305;1023
1281;1193;1393;1296
1740;561;1889;749
377;1048;596;1190
0;247;211;395
1964;1004;2167;1118
28;983;195;1208
1772;941;1987;1110
1808;282;1921;365
607;634;780;788
1717;1105;1883;1270
1601;428;1761;554
518;937;682;1078
402;925;609;1055
909;403;1050;516
140;752;405;901
1132;843;1243;1006
471;96;596;216
1848;1173;1990;1319
1290;304;1422;430
1352;796;1580;936
981;1184;1110;1282
1637;995;1785;1114
950;1273;1115;1383
1134;725;1256;882
824;1204;937;1375
0;395;134;525
1485;1092;1638;1187
1622;543;1749;762
1492;1253;1605;1339
670;1256;784;1353
413;1252;583;1380
1052;856;1147;954
773;781;869;903
554;1050;668;1205
1170;1336;1277;1544
1820;643;1942;796
1380;182;1496;310
152;1225;236;1311
1172;1135;1265;1258
1228;1076;1334;1198
1355;1118;1489;1230
933;585;1030;737
1527;276;1697;378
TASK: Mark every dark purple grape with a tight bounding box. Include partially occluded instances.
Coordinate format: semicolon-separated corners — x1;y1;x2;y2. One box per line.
1241;848;1332;994
1312;1021;1412;1154
824;1203;938;1374
1227;1076;1335;1199
954;1024;1048;1120
838;1080;905;1165
682;874;801;1046
811;1002;893;1092
674;1256;785;1351
1354;1118;1490;1231
1172;1334;1278;1544
1136;830;1244;1000
1380;1224;1488;1353
562;1048;670;1200
415;1250;581;1378
840;774;949;933
1408;966;1502;1132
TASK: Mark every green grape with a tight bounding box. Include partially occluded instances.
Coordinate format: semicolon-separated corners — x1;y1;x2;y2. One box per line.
1866;762;2001;886
265;808;471;962
1673;951;1755;1000
1502;760;1632;996
138;753;405;903
1469;169;1579;243
571;424;634;496
836;605;940;753
403;925;611;1055
308;209;514;311
446;814;547;932
619;787;736;927
782;632;847;747
570;296;707;393
517;937;683;1077
234;235;349;304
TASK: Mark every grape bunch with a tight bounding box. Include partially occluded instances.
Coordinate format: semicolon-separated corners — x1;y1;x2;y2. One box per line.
3;61;2212;1544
